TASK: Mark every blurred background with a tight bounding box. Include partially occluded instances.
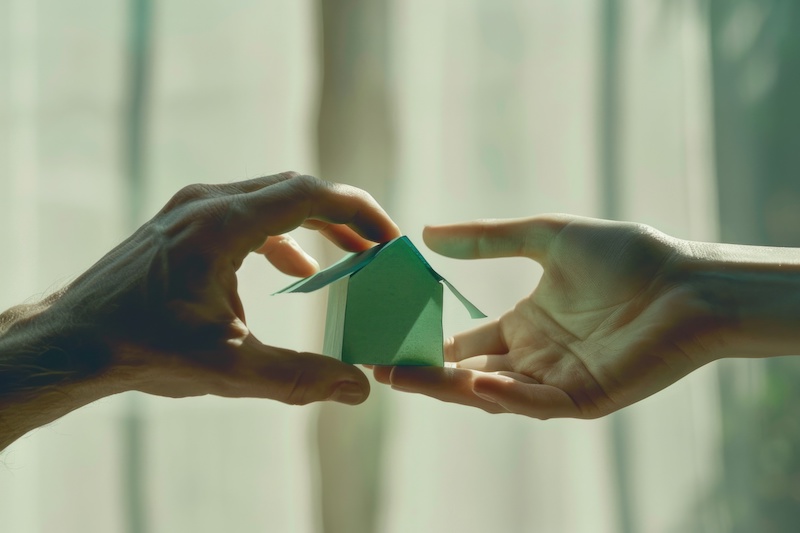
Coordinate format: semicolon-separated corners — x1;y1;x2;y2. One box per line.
1;0;799;532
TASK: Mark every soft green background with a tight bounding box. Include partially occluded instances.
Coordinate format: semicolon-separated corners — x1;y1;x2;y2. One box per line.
2;1;799;533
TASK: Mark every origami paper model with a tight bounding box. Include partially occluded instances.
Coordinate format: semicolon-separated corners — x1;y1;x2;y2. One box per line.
275;236;485;366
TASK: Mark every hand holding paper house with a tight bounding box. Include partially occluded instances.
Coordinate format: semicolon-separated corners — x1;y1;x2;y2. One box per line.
275;236;485;366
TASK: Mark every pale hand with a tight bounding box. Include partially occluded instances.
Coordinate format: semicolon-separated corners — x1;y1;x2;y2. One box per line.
374;215;730;419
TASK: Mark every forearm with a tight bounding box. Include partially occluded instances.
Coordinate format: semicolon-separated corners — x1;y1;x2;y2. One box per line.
683;240;800;359
0;298;111;451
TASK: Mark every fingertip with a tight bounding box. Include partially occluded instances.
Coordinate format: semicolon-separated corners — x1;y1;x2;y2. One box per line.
421;222;473;258
372;366;393;384
424;217;564;260
352;218;402;246
303;253;321;272
277;255;320;278
422;226;446;258
312;222;400;254
284;235;320;270
443;336;457;362
372;219;402;245
328;380;369;405
421;224;438;239
385;220;403;240
259;234;321;277
339;184;401;243
329;363;371;405
358;220;401;245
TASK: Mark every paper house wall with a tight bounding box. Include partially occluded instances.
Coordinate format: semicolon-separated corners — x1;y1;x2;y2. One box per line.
276;236;484;366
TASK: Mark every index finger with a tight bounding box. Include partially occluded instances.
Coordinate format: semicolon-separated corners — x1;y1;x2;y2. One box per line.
422;215;573;262
230;175;401;253
302;220;386;252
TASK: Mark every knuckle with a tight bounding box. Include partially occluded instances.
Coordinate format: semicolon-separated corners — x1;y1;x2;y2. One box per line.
277;170;302;180
353;187;377;205
632;221;656;235
213;195;244;228
163;183;215;212
628;222;662;246
293;174;329;194
175;183;213;201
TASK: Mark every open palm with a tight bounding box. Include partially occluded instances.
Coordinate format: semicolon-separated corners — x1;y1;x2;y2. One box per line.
375;215;721;419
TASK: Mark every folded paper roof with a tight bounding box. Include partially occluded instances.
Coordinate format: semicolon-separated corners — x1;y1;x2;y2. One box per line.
276;236;485;319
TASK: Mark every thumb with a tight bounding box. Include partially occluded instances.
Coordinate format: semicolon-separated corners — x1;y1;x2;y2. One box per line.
423;215;572;261
231;338;370;406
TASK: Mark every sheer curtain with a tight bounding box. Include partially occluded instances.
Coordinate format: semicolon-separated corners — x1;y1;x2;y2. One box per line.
1;1;724;532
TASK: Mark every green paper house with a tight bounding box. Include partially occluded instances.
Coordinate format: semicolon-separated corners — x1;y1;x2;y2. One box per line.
276;236;485;366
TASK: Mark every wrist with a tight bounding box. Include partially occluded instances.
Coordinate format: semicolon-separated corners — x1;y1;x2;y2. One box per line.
2;298;110;388
0;296;114;449
679;240;800;360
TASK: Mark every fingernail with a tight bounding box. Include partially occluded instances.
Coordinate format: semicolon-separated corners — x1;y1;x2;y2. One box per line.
286;236;320;270
302;251;320;270
296;248;320;270
329;382;366;405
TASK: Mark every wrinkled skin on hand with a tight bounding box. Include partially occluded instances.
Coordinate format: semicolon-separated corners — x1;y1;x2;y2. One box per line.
374;215;728;419
58;172;400;405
